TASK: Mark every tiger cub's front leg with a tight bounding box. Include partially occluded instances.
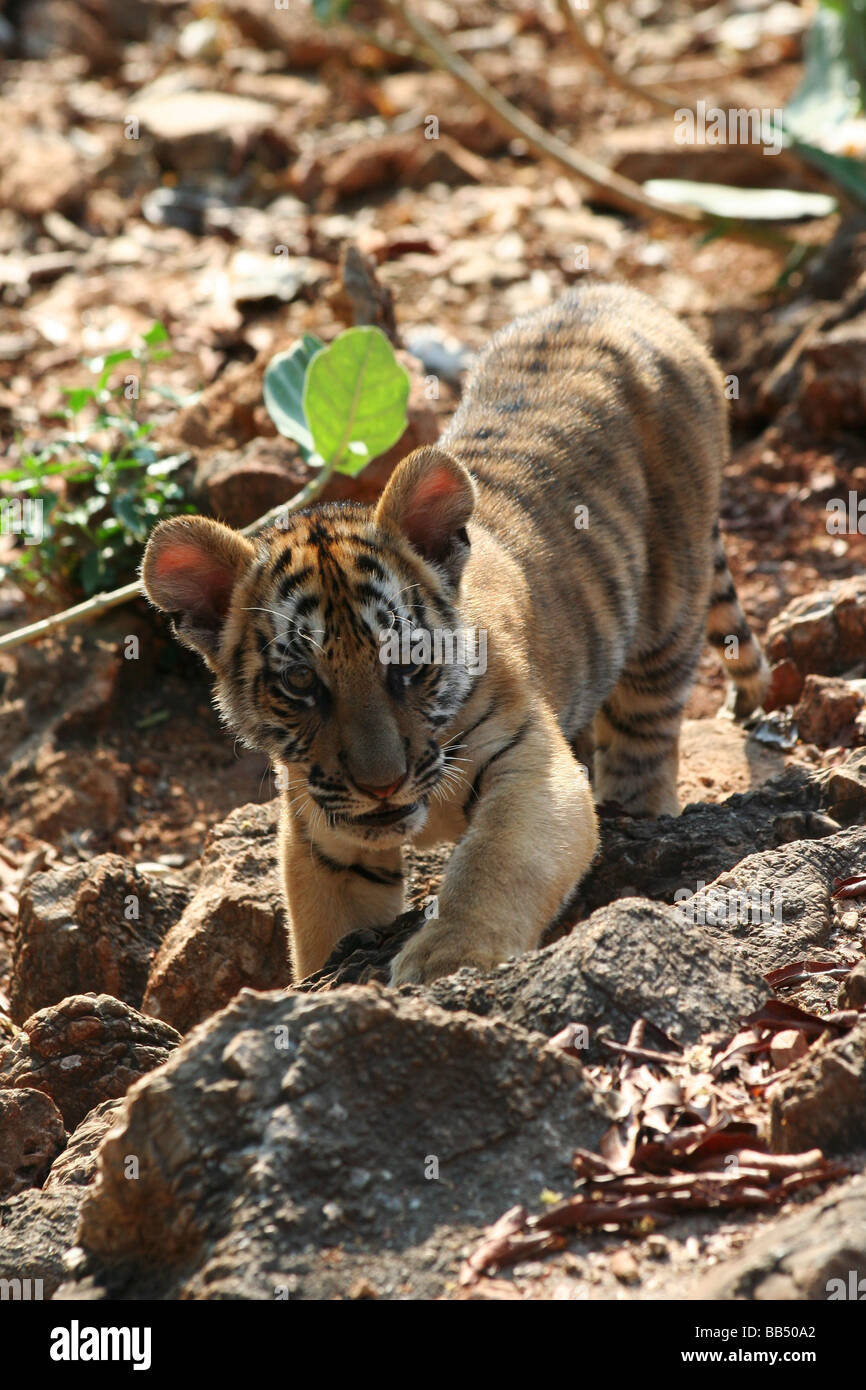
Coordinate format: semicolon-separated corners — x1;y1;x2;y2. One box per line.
281;807;404;981
390;704;598;986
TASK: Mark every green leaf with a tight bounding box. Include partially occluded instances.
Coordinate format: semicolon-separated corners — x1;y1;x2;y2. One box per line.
63;387;97;415
113;493;148;540
79;549;104;596
779;0;866;207
312;0;353;23
88;349;135;390
787;4;859;132
788;138;866;209
142;321;169;347
643;179;837;221
263;333;325;458
303;326;410;476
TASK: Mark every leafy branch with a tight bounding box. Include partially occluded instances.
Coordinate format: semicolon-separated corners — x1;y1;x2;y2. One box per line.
0;326;408;652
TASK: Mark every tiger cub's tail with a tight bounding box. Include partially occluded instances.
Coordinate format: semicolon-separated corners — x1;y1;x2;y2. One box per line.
706;526;770;718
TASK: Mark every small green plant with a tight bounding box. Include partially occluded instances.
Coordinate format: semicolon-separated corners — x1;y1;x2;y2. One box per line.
0;321;195;598
0;320;411;651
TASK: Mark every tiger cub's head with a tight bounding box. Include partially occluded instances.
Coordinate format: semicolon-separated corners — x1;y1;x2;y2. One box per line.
141;447;476;847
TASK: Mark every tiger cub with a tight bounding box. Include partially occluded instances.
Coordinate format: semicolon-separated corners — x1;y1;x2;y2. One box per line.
142;282;768;986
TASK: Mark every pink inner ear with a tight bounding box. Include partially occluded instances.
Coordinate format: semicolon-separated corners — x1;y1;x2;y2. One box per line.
403;466;464;541
156;542;235;617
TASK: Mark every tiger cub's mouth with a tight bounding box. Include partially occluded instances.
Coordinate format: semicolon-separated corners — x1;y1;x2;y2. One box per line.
345;800;421;828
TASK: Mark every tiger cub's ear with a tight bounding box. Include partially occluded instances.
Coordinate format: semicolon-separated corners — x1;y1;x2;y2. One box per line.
375;447;475;584
141;515;255;663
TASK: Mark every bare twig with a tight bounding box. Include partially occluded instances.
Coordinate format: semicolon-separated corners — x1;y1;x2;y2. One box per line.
554;0;682;113
382;0;825;236
381;0;704;224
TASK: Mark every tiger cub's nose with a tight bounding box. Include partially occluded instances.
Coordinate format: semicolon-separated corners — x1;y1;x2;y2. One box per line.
353;772;408;800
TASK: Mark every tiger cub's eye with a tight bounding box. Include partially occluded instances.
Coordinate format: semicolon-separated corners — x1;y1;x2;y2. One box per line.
283;665;316;695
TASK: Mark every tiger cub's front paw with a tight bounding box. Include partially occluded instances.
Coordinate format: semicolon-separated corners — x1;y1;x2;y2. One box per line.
389;922;506;986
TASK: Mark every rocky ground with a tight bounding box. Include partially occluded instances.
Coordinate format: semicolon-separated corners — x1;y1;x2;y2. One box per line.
1;0;865;1301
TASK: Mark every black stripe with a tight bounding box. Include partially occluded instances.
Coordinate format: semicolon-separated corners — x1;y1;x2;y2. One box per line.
600;706;679;742
278;565;314;598
312;845;402;887
459;698;498;741
463;717;532;815
603;747;669;777
293;592;319;619
268;546;294;579
710;584;737;606
707;627;751;650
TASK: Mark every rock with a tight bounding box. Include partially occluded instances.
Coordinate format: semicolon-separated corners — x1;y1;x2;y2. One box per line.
765;576;866;678
173;357;273;453
404;326;475;384
176;17;220;62
0;1189;83;1300
1;634;130;839
414;898;769;1057
769;1029;809;1070
764;657;805;710
302;908;426;993
840;961;866;1010
694;1172;866;1300
194;439;308;530
0;995;180;1130
306;896;769;1057
0;127;104;218
323;133;488;200
27;747;130;839
16;0;121;70
0;1088;66;1197
228;250;309;307
769;1017;866;1154
1;636;121;781
142;801;291;1032
574;751;866;919
609;1248;641;1285
691;826;866;976
223;0;359;68
64;986;609;1299
10;855;191;1024
44;1100;124;1192
129;90;289;176
795;675;865;747
800;318;866;435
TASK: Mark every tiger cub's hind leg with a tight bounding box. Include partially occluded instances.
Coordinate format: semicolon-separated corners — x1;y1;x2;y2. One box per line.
593;625;704;818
